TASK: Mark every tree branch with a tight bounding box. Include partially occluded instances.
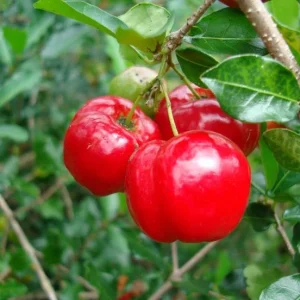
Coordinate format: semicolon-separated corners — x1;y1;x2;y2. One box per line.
149;241;219;299
0;194;57;300
155;0;215;61
237;0;300;84
274;211;295;256
171;242;179;274
16;178;64;216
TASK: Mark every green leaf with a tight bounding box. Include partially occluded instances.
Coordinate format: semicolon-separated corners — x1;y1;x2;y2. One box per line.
26;14;55;48
9;248;31;273
38;197;64;220
126;232;165;268
0;58;41;107
34;0;126;37
201;55;300;123
244;265;282;300
105;36;127;74
215;251;232;284
0;125;29;143
284;206;300;223
263;129;300;172
292;223;300;248
117;3;173;52
0;279;27;300
103;225;130;268
278;24;300;53
260;274;300;300
85;264;116;300
244;203;274;232
186;8;267;59
3;26;27;54
0;29;12;65
41;26;89;58
221;269;246;295
176;46;218;87
273;170;300;193
260;133;279;190
272;0;299;30
100;193;120;221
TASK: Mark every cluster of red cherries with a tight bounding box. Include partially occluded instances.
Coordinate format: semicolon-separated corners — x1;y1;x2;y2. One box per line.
63;83;261;243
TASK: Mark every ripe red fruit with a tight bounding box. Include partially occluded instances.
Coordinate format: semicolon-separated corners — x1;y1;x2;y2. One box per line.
64;96;161;196
155;85;260;156
219;0;268;8
125;131;251;243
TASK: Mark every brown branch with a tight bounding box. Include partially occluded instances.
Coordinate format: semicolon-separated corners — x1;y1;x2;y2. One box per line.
274;212;295;256
57;265;98;294
0;267;11;282
149;241;219;299
237;0;300;84
60;183;74;220
171;242;179;274
1;221;9;255
155;0;215;61
0;194;57;300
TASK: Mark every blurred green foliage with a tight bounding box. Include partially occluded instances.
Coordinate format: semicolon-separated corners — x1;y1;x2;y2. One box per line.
0;0;298;299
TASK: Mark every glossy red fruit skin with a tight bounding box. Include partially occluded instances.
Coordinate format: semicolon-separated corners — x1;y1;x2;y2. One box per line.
125;130;251;243
220;0;268;8
155;85;260;156
64;96;161;196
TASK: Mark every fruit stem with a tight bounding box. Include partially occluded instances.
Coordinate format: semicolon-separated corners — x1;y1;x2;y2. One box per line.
125;55;169;127
125;93;143;127
171;63;200;99
161;80;179;136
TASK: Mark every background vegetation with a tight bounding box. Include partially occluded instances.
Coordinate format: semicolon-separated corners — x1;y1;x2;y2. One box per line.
0;0;299;299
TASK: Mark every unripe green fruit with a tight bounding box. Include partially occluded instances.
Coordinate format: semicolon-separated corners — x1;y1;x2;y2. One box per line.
109;66;160;118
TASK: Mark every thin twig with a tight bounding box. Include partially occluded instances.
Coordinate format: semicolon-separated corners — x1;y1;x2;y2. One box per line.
0;194;57;300
237;0;300;84
251;181;265;195
16;178;64;216
171;242;179;274
0;267;11;282
28;89;39;140
171;63;200;99
60;184;74;220
274;211;295;256
161;82;179;136
155;0;216;61
79;292;98;300
149;241;219;299
57;265;98;293
1;221;10;255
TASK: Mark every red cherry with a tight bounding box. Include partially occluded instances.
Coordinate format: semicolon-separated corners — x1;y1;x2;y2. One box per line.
125;130;251;243
219;0;268;8
155;85;260;156
64;96;161;196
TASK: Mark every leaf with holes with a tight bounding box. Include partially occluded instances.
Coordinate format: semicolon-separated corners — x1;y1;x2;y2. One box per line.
201;55;300;123
185;8;267;60
263;129;300;172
